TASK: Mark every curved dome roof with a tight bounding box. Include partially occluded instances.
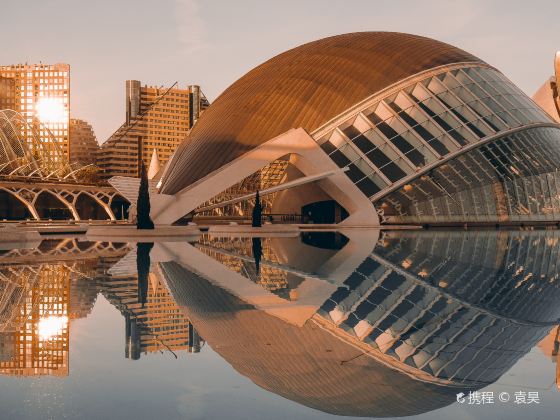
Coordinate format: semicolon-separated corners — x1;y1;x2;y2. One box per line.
161;261;462;417
161;32;484;194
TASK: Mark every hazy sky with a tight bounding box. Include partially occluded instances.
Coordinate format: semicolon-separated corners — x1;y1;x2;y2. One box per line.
1;0;559;143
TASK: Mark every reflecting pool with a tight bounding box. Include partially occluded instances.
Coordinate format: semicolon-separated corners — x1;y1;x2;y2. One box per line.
0;229;559;419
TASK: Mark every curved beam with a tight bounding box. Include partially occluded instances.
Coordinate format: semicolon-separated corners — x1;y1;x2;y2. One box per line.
0;187;40;220
64;163;93;180
75;191;115;221
33;189;80;221
369;122;560;203
152;128;378;226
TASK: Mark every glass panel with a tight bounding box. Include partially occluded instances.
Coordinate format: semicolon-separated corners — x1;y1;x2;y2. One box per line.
375;127;560;224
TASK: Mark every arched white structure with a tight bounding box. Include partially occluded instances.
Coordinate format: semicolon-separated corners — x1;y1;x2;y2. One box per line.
0;109;87;181
0;180;121;221
150;128;379;226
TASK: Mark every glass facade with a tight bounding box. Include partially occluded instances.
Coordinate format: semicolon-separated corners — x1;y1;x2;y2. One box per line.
378;127;560;223
318;230;559;385
313;65;557;223
0;64;70;158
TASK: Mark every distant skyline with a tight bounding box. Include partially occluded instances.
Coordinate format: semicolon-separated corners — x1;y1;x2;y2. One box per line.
1;0;559;143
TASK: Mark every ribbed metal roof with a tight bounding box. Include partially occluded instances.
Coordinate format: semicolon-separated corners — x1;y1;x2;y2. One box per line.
160;32;483;194
161;261;463;417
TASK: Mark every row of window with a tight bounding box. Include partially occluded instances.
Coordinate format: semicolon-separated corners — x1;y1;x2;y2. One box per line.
316;66;552;200
375;231;560;324
378;127;560;223
318;249;549;383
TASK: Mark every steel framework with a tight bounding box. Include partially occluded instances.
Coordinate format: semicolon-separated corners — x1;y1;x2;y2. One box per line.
0;109;88;181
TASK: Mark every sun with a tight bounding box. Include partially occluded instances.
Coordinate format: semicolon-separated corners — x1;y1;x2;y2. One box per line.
35;97;67;124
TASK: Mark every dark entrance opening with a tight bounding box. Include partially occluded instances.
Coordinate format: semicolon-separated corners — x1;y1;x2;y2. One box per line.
35;192;72;220
0;190;32;220
301;200;348;224
111;195;130;220
76;193;109;220
301;231;349;250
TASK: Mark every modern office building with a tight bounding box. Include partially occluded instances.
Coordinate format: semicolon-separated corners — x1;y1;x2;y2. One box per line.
146;32;560;226
0;63;70;158
97;81;209;179
69;118;99;166
0;76;15;110
0;264;70;377
100;269;203;360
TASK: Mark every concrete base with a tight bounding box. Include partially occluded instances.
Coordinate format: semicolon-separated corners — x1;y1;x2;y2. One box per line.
297;224;422;231
0;226;41;250
86;225;201;242
18;223;89;234
207;224;300;238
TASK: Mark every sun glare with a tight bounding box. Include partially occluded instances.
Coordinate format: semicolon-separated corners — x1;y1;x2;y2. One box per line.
38;315;68;340
35;97;67;124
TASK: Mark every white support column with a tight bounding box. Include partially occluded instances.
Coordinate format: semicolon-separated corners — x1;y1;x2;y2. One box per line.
151;128;379;226
152;241;337;327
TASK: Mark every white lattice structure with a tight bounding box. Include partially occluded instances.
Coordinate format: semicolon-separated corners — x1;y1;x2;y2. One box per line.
0;109;86;181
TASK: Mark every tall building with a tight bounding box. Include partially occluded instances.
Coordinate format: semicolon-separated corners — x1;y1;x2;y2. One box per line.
0;76;15;110
0;264;70;377
0;63;70;158
69;118;99;165
100;270;203;359
97;81;209;179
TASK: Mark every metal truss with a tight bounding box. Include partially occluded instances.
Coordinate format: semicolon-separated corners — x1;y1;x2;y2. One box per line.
0;109;87;181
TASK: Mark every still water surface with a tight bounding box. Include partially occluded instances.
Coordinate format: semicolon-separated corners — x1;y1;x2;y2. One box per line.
0;229;559;420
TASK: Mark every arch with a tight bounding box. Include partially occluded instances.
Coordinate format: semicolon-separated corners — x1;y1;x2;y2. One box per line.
0;187;39;220
110;194;130;221
152;128;378;225
33;190;77;220
0;189;34;220
75;192;114;220
301;200;349;224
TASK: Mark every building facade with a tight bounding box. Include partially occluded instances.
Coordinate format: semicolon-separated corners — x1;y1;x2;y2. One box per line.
150;32;560;227
532;51;560;123
0;63;70;158
97;81;209;179
0;76;15;110
100;269;203;359
69;118;99;165
0;264;70;377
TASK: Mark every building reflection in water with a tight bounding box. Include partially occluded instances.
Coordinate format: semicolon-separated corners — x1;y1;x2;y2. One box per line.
2;231;559;416
538;324;560;389
155;229;560;417
0;238;203;377
0;263;70;376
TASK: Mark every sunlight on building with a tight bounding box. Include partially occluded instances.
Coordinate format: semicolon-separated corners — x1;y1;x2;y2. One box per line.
38;316;69;341
35;97;67;124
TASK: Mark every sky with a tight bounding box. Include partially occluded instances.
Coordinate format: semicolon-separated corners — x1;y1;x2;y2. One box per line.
1;0;559;143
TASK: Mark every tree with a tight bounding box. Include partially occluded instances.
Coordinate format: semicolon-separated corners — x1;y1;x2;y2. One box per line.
136;242;154;308
75;165;102;184
252;190;262;227
137;162;154;229
252;237;262;275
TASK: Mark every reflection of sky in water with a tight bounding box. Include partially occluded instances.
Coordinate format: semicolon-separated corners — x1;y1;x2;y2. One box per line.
0;231;559;419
